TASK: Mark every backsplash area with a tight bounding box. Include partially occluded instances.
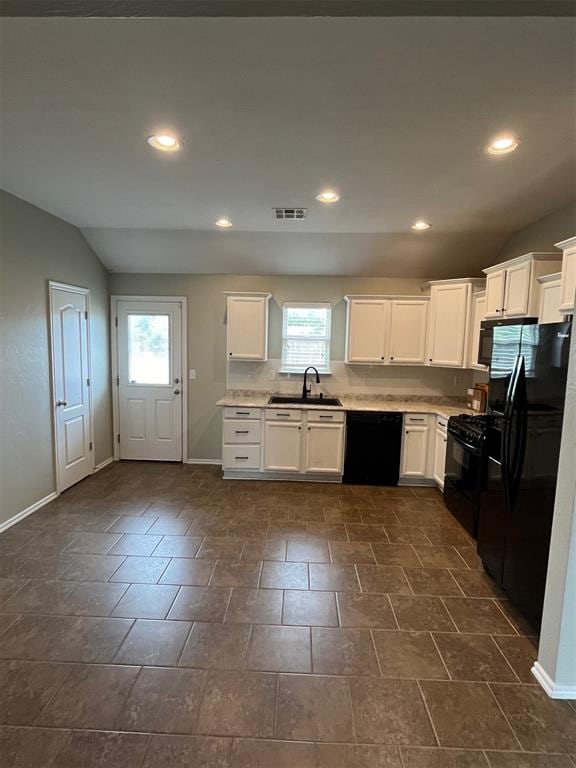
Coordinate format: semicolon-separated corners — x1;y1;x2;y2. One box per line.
227;359;474;399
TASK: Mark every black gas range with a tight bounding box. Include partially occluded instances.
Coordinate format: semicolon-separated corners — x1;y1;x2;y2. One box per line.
443;413;488;538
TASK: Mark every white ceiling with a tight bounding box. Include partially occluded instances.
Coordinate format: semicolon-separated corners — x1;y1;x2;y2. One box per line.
0;17;574;275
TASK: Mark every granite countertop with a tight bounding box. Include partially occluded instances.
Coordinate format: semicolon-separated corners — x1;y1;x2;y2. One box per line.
217;391;476;420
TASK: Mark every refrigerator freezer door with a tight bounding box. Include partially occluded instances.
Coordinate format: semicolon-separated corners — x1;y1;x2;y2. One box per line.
488;324;523;414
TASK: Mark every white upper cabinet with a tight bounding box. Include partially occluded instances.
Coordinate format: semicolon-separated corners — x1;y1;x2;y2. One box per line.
226;293;271;361
485;269;506;319
555;236;576;314
538;273;563;324
345;296;429;366
345;298;387;363
483;253;562;320
468;291;487;370
426;281;473;368
388;300;429;364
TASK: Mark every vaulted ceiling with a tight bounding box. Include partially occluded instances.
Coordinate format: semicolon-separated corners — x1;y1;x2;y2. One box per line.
0;16;574;274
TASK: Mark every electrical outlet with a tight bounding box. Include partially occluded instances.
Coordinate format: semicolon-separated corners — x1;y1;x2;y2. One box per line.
268;369;276;381
189;369;196;380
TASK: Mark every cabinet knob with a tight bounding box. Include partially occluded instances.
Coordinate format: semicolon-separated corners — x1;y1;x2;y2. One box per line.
390;356;394;360
428;358;432;362
380;356;385;360
229;352;233;356
308;427;311;431
298;426;301;430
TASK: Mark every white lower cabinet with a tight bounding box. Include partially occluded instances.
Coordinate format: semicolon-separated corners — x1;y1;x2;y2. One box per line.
264;421;302;472
304;422;345;473
261;410;344;476
401;415;430;479
433;418;448;489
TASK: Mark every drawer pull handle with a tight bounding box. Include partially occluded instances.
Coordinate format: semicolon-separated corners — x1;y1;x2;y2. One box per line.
319;415;333;419
236;411;250;415
235;430;249;434
235;456;249;460
409;418;425;422
276;413;291;417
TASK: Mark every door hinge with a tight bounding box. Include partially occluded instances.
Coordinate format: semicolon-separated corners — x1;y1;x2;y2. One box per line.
116;376;120;386
115;317;118;327
117;434;121;444
89;441;93;451
84;310;88;320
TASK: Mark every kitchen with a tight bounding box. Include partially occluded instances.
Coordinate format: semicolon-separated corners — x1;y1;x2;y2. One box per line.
1;7;576;766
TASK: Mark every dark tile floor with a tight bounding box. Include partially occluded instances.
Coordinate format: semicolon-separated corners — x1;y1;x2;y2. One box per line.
1;462;575;767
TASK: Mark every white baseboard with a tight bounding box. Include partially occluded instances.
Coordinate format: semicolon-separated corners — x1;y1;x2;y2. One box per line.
531;661;576;699
93;457;114;473
0;491;59;534
184;459;223;466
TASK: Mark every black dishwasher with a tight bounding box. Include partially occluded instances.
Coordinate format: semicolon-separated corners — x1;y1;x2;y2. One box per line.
343;412;403;485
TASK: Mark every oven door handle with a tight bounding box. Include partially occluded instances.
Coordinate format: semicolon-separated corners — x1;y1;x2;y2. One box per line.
447;434;480;455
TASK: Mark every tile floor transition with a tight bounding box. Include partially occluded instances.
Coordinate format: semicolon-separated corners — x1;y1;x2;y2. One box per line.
0;462;575;767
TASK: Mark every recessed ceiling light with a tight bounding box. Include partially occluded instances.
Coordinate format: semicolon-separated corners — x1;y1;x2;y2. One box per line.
147;133;181;152
315;189;340;204
412;220;431;231
215;217;232;228
486;135;519;155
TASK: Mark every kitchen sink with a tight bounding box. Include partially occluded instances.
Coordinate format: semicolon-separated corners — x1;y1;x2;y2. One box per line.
268;395;342;407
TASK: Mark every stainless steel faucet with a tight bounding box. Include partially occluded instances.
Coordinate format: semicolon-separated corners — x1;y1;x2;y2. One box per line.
302;366;320;400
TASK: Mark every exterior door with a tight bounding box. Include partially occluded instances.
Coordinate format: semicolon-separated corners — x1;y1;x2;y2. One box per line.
50;283;93;491
117;301;183;461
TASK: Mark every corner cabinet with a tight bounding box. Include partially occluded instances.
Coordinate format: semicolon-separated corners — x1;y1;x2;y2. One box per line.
345;296;429;365
555;236;576;315
226;293;271;361
424;280;483;368
483;253;562;320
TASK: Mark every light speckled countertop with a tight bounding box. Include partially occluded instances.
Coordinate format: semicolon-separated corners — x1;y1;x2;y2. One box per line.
217;391;475;420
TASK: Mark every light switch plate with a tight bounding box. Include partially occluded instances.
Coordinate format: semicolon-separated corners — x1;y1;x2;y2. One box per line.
189;369;197;380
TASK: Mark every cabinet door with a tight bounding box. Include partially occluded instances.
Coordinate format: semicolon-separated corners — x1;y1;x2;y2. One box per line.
401;425;429;478
503;260;531;317
469;293;487;370
346;300;387;363
264;421;302;471
485;270;505;319
427;284;469;367
227;296;268;360
388;300;428;364
539;280;563;324
559;247;576;313
433;427;448;488
304;423;344;474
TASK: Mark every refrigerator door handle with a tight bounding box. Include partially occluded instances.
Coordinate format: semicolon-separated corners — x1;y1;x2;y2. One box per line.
501;355;524;517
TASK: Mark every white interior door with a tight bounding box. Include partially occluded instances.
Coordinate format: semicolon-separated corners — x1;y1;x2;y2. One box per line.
117;300;183;461
50;284;94;491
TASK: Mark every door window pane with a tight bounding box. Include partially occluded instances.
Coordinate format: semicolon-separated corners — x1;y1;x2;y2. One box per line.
128;314;170;384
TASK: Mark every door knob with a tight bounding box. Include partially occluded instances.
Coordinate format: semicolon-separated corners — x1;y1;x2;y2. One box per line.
174;389;181;395
56;400;67;407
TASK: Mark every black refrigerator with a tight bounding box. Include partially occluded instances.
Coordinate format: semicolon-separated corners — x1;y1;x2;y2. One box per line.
478;320;571;629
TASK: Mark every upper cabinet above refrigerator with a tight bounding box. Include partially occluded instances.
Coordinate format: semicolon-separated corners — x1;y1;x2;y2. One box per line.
483;252;562;320
555;235;576;315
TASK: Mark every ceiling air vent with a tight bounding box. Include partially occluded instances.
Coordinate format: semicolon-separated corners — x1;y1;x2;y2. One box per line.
274;207;307;221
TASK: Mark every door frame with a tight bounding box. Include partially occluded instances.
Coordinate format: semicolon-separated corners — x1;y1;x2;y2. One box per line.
48;280;95;493
110;295;188;463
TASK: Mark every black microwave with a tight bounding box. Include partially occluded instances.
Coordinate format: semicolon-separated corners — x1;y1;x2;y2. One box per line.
477;317;538;367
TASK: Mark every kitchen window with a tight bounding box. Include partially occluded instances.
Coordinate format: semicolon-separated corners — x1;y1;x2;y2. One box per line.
281;302;332;373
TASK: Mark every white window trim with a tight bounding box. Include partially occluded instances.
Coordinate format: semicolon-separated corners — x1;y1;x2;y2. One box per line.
280;301;332;374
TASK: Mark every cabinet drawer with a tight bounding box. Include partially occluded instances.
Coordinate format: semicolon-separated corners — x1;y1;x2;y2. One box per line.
436;416;448;432
266;409;302;421
223;419;261;443
222;445;261;470
405;413;429;426
307;410;345;423
224;407;261;419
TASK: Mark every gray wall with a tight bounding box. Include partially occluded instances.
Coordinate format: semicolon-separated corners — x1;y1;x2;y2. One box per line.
495;202;575;264
0;191;112;525
109;273;432;461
